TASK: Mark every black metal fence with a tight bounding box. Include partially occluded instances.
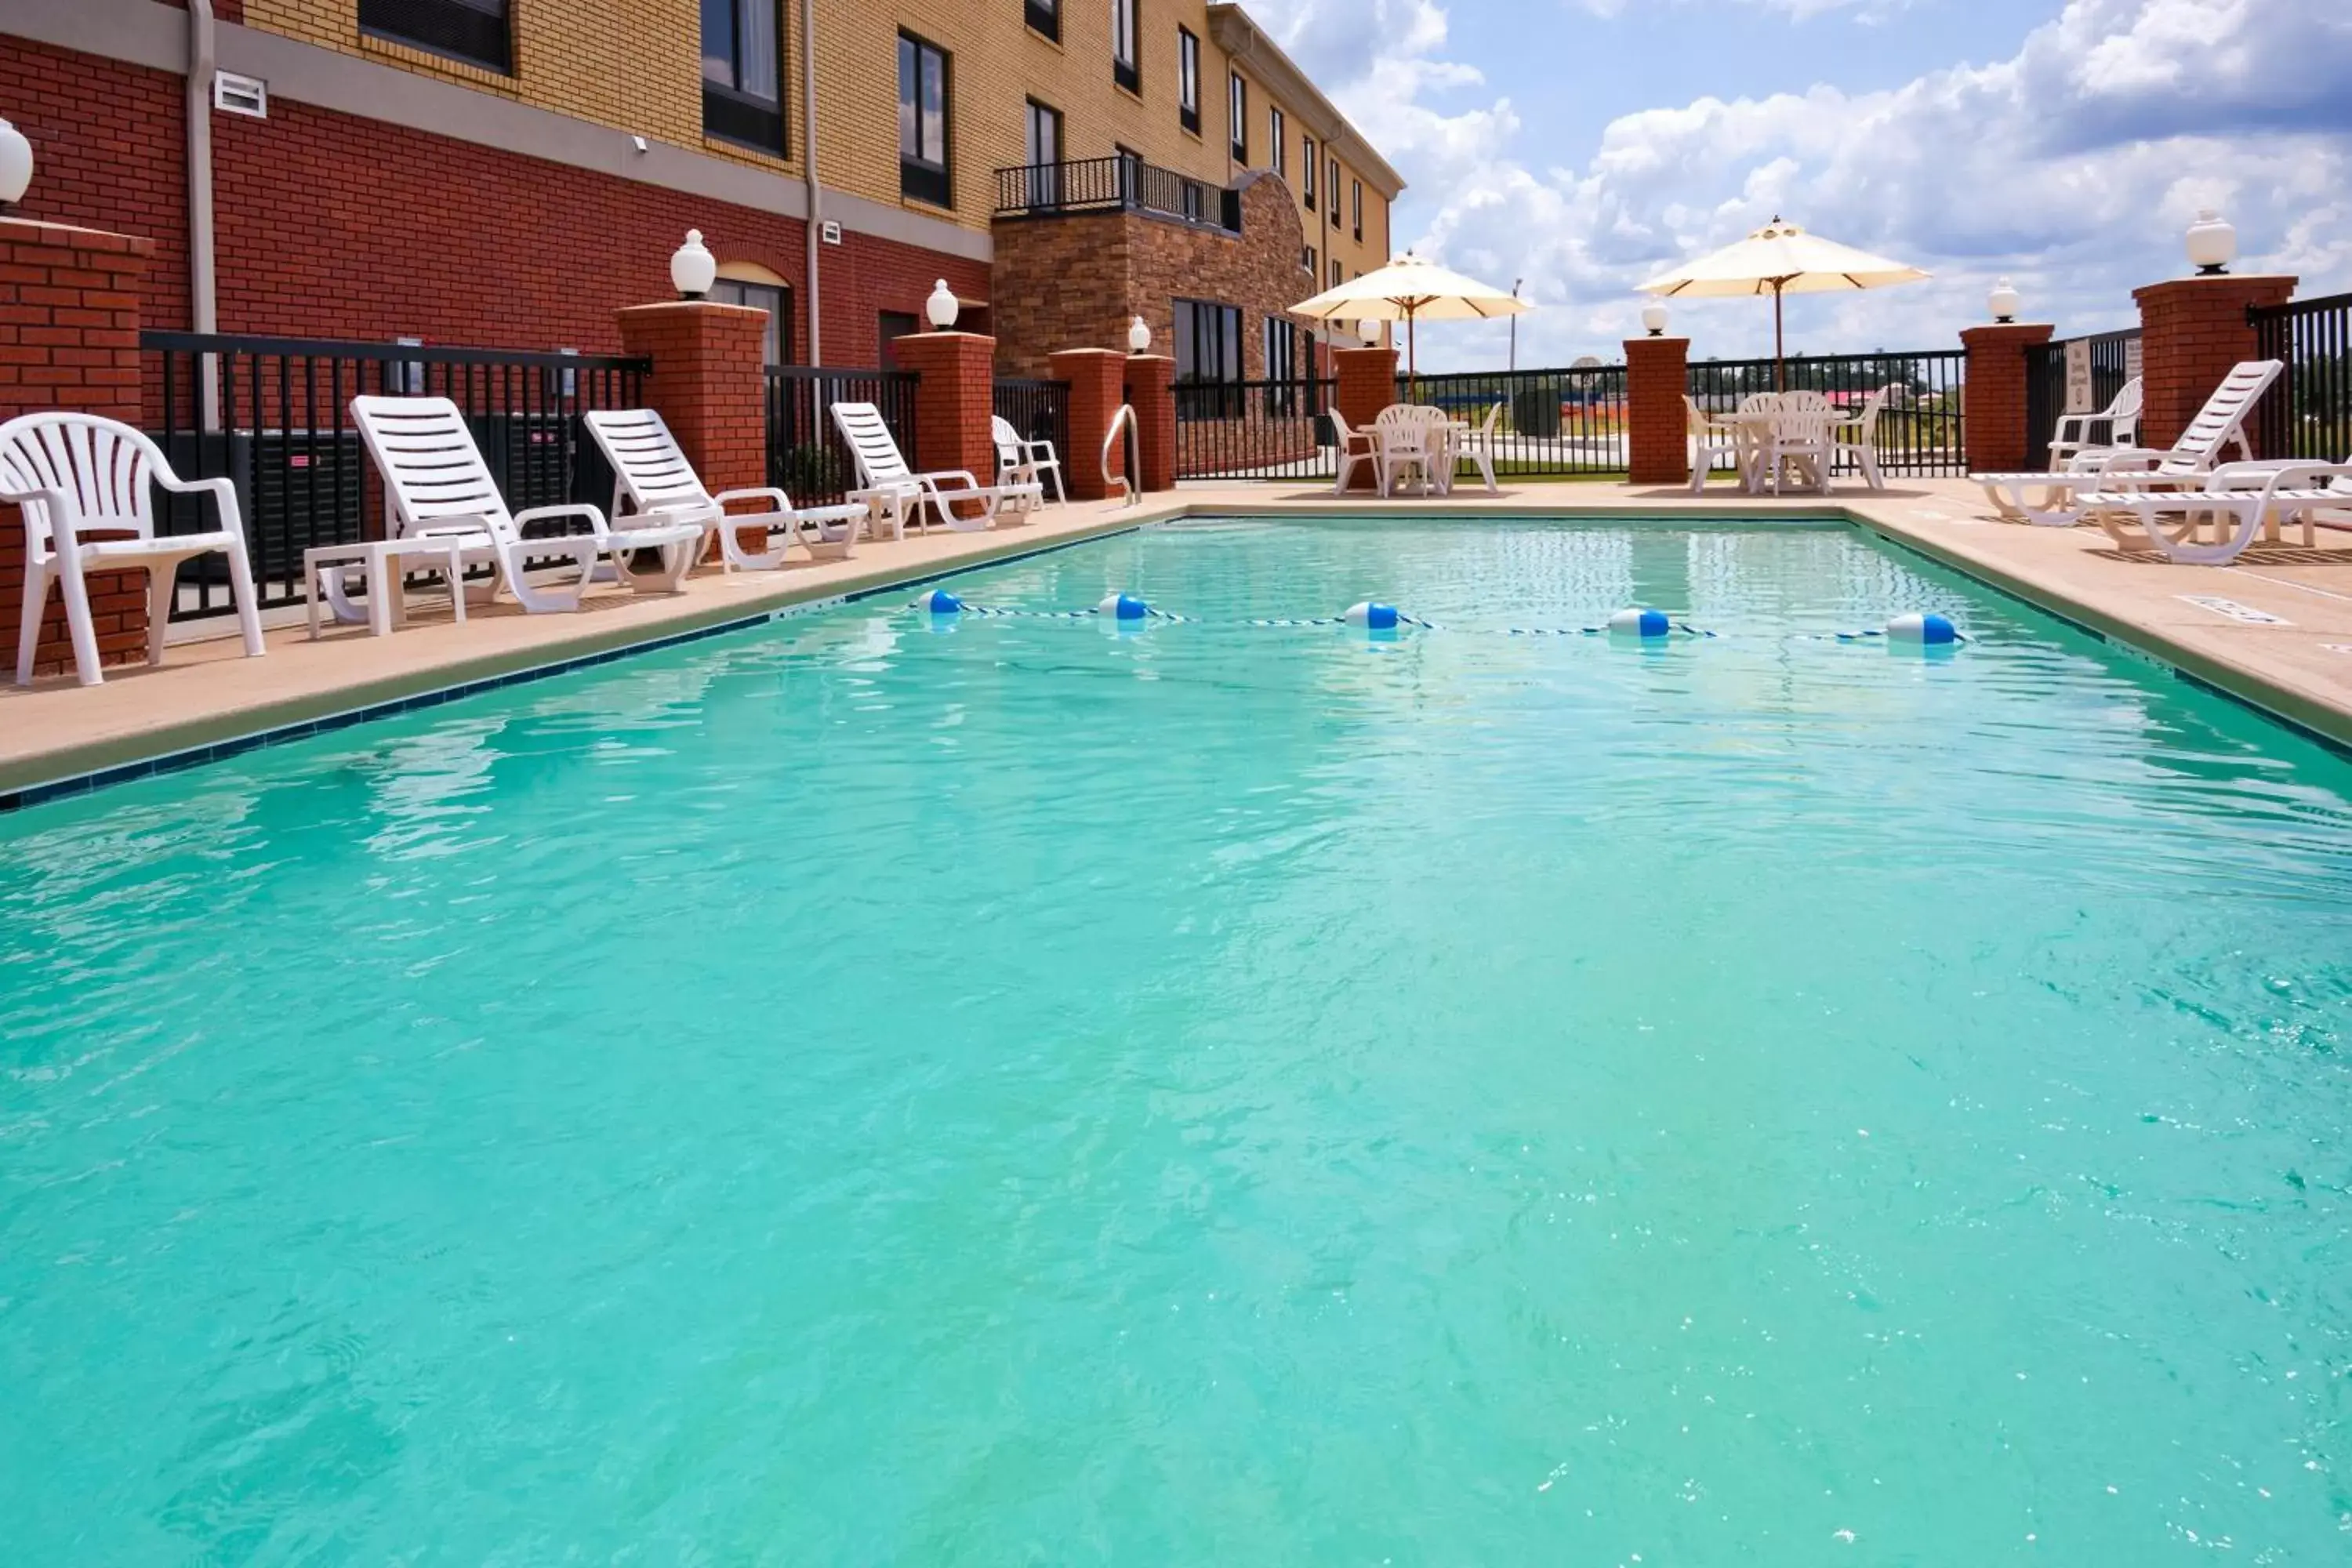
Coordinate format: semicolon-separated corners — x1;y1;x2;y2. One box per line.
2252;291;2352;462
1174;378;1337;480
1395;365;1629;477
993;378;1073;477
1686;350;1968;476
993;154;1240;232
764;366;920;505
140;332;647;619
2024;328;2140;470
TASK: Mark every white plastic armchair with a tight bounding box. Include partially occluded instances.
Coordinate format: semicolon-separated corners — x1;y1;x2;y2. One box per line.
1;412;265;686
350;396;702;612
991;415;1066;506
1451;402;1504;495
584;408;867;570
2049;376;2142;468
830;401;1036;535
1374;405;1440;496
1684;396;1742;494
1327;407;1383;497
1831;385;1893;491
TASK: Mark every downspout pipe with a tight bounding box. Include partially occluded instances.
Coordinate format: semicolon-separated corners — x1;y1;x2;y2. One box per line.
800;0;820;365
187;1;220;426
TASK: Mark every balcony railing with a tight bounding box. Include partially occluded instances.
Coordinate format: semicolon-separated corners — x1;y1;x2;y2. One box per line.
993;155;1241;234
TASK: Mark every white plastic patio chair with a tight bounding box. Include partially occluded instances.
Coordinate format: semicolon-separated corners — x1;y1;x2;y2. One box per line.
1760;391;1835;495
1448;402;1504;495
1327;407;1383;496
830;401;1038;535
1684;396;1742;494
1374;405;1440;496
584;408;869;571
1974;360;2281;527
1;412;265;686
1831;385;1894;491
2081;459;2352;564
350;396;702;613
991;415;1066;506
2048;376;2142;468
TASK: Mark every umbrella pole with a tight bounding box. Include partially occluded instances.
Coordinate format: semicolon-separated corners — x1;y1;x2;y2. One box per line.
1773;281;1786;393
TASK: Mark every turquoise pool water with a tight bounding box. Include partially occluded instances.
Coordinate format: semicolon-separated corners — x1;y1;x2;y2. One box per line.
4;517;2350;1563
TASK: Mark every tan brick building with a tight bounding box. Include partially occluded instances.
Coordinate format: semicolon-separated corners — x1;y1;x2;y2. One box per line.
2;0;1403;375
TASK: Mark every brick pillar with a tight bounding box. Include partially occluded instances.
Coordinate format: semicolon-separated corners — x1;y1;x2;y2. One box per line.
1051;347;1126;501
1123;354;1176;491
891;330;1000;514
2133;274;2296;454
1623;336;1690;487
1333;346;1399;493
1;218;156;680
1958;321;2055;474
615;301;767;557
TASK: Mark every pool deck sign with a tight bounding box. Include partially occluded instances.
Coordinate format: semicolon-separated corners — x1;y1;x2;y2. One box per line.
2176;594;2292;626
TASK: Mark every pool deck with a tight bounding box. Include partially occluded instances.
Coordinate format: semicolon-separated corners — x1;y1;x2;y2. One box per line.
6;478;2350;804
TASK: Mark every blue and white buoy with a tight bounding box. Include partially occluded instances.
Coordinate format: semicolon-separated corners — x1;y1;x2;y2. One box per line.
1608;607;1673;639
1098;593;1151;621
914;589;963;615
1886;612;1958;646
1344;601;1402;630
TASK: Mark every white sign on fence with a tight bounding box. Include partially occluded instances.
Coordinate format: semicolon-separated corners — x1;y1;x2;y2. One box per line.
2063;339;2092;413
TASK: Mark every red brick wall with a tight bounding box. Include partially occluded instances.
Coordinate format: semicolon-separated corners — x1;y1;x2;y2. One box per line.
890;332;996;498
1051;347;1126;500
1332;347;1396;494
0;219;157;679
1958;321;2054;474
615;302;766;551
1624;336;1690;486
2132;275;2296;455
1123;354;1175;491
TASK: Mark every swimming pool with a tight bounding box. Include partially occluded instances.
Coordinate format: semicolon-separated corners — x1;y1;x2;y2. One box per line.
4;515;2349;1562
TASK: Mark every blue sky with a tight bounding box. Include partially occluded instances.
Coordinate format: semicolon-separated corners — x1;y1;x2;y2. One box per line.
1254;0;2352;369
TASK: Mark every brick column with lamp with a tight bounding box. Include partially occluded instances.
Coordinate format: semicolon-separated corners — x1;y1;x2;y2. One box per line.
1333;344;1399;492
1;214;158;679
892;328;1001;518
1623;333;1690;487
615;297;768;559
1049;347;1127;501
1958;321;2055;474
2133;283;2296;455
1123;353;1176;492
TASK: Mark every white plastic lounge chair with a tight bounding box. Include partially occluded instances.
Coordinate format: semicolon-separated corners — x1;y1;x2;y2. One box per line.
350;395;702;612
2081;459;2352;564
1973;360;2281;527
1;412;265;686
991;415;1066;507
1831;386;1893;491
584;408;868;571
2048;376;2142;468
1684;396;1742;494
1448;402;1504;495
830;401;1038;535
1327;408;1383;497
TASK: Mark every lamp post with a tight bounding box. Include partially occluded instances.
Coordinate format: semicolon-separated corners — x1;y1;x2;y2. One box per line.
925;278;960;331
0;118;33;212
1640;301;1668;338
2184;209;2236;276
669;229;716;299
1127;315;1151;354
1987;278;2020;325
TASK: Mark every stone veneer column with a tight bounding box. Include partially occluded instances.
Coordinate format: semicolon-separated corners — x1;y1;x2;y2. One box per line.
0;218;156;680
891;332;1000;519
2132;274;2296;455
1333;346;1399;494
1958;321;2055;474
1123;354;1176;492
1622;336;1690;487
1051;347;1127;501
615;301;769;558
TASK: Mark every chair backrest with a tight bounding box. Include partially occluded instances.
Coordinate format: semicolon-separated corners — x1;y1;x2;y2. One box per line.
1374;404;1424;430
583;408;713;517
1683;395;1715;434
1478;401;1504;437
350;395;517;539
0;412;169;553
990;415;1023;470
831;401;912;488
2104;376;2143;424
1739;391;1781;413
2164;359;2282;470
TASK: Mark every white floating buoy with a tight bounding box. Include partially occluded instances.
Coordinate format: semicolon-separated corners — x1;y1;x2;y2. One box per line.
1344;601;1402;630
914;590;963;615
1098;593;1151;621
1886;612;1958;645
1608;607;1672;638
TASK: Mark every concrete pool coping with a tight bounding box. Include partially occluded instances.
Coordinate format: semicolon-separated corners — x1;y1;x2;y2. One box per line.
5;477;2350;808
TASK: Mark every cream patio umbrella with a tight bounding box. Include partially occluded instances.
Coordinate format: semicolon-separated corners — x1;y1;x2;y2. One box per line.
1290;252;1530;380
1635;216;1928;390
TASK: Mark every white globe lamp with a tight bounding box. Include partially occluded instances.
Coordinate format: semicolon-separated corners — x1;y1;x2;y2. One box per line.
1127;315;1151;353
2185;209;2236;276
1359;319;1381;347
1639;301;1668;338
669;230;717;300
925;278;960;331
1987;278;2020;325
0;118;32;210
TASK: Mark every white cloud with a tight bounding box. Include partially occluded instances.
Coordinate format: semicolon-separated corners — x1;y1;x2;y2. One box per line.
1251;0;2352;368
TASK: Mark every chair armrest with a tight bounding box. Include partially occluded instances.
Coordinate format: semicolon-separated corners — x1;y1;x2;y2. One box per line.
150;473;246;539
919;470;985;492
711;487;795;515
514;502;608;535
2082;446;2171;474
1018;440;1058;463
2215;461;2352;496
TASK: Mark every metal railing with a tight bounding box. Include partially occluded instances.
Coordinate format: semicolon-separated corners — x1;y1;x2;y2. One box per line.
1174;378;1337;480
993;378;1072;473
140;332;647;619
2252;291;2352;462
993;154;1240;232
764;366;920;505
2024;328;2140;470
1396;365;1630;477
1687;350;1968;476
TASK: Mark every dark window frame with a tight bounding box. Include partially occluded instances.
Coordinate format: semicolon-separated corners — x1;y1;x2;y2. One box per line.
877;310;922;371
1173;296;1243;386
1024;0;1059;43
710;278;796;367
1269;106;1286;176
898;31;953;209
1352;179;1363;241
701;0;789;156
1229;71;1247;162
1177;27;1200;136
1302;134;1316;209
359;0;513;75
1111;0;1141;96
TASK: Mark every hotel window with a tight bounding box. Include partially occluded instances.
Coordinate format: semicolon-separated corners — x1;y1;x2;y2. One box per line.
1020;100;1063;208
701;0;786;154
1352;179;1363;241
1303;245;1317;277
1111;0;1140;95
710;277;793;366
898;32;951;208
1025;0;1058;42
1330;258;1341;290
1229;72;1247;161
1178;27;1200;135
1265;318;1306;412
359;0;511;74
1302;136;1316;209
1328;157;1341;219
1174;298;1241;385
877;310;921;371
1269;107;1286;176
